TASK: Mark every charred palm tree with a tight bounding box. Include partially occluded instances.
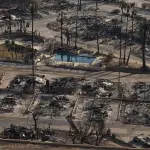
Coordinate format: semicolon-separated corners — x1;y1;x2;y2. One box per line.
75;7;79;49
60;11;63;47
119;0;126;60
123;3;130;64
11;40;16;59
126;9;136;65
120;0;126;23
57;11;67;47
0;24;4;34
141;20;148;71
66;28;70;46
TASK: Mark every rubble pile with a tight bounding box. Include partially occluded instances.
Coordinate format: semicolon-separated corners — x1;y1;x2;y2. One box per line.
47;77;83;95
120;103;150;125
38;95;70;115
132;82;150;101
5;2;42;20
0;95;21;113
47;22;60;32
48;3;74;12
9;74;46;93
124;82;150;101
65;15;105;39
83;99;110;115
41;0;75;13
1;124;63;142
80;79;115;97
51;15;120;41
0;72;5;84
73;95;111;124
47;15;120;42
82;22;120;41
1;124;34;140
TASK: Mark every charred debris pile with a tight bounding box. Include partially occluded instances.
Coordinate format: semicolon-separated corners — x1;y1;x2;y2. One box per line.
7;75;117;97
120;82;150;126
1;124;64;143
8;74;46;93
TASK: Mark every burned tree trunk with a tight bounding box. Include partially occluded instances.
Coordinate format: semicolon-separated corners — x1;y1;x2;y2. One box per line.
95;0;99;54
142;21;147;71
75;8;78;49
60;12;63;46
95;132;103;146
20;0;23;33
8;0;11;33
32;113;39;140
126;10;136;65
123;9;130;64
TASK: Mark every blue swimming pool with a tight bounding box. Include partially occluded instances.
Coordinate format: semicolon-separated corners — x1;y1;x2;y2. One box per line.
55;54;96;63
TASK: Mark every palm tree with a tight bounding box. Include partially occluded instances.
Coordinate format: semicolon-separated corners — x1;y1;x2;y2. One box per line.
30;0;38;94
57;11;67;47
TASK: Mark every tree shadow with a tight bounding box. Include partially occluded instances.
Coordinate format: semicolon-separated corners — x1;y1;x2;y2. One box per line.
106;66;150;75
110;73;133;81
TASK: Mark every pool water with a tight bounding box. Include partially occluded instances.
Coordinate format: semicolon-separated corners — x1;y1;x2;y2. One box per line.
55;54;96;63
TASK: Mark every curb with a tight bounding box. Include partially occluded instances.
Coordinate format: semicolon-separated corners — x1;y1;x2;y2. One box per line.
0;138;145;150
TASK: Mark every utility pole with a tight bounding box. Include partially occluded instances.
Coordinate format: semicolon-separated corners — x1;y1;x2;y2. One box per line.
75;7;78;49
32;5;35;96
95;0;99;54
116;25;122;121
30;2;35;96
116;84;124;121
78;0;82;10
119;26;122;93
